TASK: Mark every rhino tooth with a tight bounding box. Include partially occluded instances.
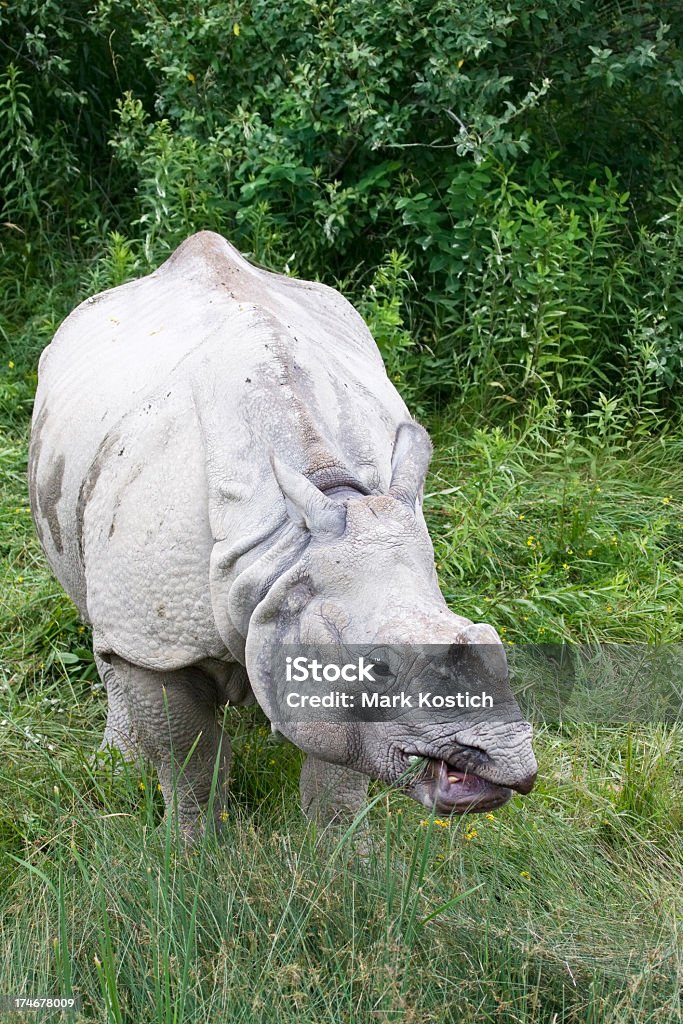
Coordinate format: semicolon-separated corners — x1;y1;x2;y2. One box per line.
448;773;463;784
407;755;421;764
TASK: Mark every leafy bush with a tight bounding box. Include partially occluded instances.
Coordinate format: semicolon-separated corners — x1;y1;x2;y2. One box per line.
1;0;683;413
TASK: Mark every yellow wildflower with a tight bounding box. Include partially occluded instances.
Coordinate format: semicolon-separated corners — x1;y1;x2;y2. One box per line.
187;72;196;82
138;781;145;791
8;360;14;369
464;828;478;841
233;22;240;36
520;870;530;879
662;496;672;505
485;813;495;821
219;809;229;823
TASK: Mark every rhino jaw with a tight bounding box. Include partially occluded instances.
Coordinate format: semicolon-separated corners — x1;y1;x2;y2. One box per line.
406;757;536;815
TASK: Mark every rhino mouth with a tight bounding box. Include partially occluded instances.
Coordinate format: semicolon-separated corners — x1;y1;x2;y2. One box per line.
404;757;513;814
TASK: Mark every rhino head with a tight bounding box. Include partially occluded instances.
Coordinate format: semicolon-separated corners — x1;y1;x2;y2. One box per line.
244;423;537;815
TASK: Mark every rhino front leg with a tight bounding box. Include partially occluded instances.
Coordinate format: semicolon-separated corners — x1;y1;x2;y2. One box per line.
106;654;231;837
299;755;369;827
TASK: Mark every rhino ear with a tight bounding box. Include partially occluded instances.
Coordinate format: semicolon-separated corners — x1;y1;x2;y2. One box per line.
389;422;433;510
271;456;346;538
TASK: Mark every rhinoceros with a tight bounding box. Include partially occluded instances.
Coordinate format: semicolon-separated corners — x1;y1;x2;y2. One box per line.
28;231;536;835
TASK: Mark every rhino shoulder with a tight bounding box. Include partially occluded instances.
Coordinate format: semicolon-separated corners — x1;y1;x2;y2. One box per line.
157;231;383;363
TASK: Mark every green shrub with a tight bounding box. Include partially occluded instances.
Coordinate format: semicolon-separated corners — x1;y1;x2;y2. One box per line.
1;0;682;413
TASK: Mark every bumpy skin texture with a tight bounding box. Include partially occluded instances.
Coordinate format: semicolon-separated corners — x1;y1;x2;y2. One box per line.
29;232;536;835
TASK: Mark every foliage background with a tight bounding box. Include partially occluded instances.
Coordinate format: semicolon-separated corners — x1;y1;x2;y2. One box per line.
2;0;683;413
0;2;682;1022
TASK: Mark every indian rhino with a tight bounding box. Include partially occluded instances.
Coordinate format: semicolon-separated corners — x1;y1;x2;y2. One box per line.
29;231;537;836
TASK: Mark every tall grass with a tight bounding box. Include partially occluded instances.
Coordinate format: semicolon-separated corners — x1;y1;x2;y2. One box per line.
0;711;680;1022
1;342;681;1020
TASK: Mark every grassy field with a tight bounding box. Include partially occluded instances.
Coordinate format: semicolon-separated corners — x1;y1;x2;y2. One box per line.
1;335;682;1023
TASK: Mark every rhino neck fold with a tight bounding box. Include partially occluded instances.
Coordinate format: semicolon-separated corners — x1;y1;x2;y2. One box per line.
209;480;371;664
210;519;311;664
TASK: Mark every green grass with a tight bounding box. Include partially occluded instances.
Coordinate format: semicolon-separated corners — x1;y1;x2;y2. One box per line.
427;413;683;644
1;341;682;1021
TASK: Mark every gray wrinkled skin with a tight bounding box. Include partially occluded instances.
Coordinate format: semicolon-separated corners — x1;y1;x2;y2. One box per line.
29;232;537;836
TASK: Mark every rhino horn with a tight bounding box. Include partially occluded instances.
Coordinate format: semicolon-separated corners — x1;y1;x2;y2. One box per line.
389;422;433;510
271;456;346;538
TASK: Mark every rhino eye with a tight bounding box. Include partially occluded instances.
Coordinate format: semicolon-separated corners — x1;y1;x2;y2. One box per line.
371;661;392;677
